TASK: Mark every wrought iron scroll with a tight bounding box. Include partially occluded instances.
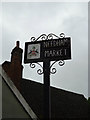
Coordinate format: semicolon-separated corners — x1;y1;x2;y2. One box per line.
30;60;65;75
30;62;43;75
30;33;65;42
50;60;65;74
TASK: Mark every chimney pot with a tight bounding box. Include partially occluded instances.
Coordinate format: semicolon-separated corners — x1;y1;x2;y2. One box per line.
16;41;19;48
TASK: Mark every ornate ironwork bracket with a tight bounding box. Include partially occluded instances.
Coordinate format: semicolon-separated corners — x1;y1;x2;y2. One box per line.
30;33;65;42
50;60;65;74
30;62;43;75
30;60;65;75
29;33;66;75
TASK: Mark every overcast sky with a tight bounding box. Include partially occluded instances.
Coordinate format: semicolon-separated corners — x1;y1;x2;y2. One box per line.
0;1;89;99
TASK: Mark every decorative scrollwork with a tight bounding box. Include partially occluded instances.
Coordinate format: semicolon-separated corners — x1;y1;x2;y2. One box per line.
50;67;57;74
30;62;43;75
30;63;36;68
50;60;65;74
58;60;65;66
30;33;66;75
30;37;36;42
50;61;57;74
30;60;65;75
37;69;43;75
30;34;47;42
36;62;43;75
30;33;66;42
60;33;65;38
47;33;60;40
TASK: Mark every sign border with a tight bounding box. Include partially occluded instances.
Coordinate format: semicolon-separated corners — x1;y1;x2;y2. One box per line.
24;37;71;63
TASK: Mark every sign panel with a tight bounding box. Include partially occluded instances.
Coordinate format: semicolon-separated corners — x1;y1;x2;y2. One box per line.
24;37;71;63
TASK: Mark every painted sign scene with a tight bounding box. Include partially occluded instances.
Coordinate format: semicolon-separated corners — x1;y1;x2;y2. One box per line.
27;44;40;59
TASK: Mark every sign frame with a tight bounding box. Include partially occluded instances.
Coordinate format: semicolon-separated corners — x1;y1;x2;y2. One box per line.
24;37;71;63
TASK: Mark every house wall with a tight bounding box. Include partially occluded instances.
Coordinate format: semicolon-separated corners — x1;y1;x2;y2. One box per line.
2;77;31;119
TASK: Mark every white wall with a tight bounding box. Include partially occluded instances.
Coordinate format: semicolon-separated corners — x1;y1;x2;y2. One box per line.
2;78;30;118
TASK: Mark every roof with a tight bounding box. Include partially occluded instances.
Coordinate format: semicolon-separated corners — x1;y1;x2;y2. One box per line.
0;65;38;120
0;65;89;119
21;78;88;119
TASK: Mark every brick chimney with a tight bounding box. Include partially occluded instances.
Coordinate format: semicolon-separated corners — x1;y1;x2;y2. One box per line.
2;41;23;91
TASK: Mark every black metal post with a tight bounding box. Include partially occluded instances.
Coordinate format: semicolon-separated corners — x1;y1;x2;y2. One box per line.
43;59;51;120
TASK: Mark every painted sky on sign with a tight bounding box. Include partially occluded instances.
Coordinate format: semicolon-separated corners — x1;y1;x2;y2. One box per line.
1;2;88;98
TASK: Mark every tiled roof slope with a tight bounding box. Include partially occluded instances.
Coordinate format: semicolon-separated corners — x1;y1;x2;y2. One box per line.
21;78;88;119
